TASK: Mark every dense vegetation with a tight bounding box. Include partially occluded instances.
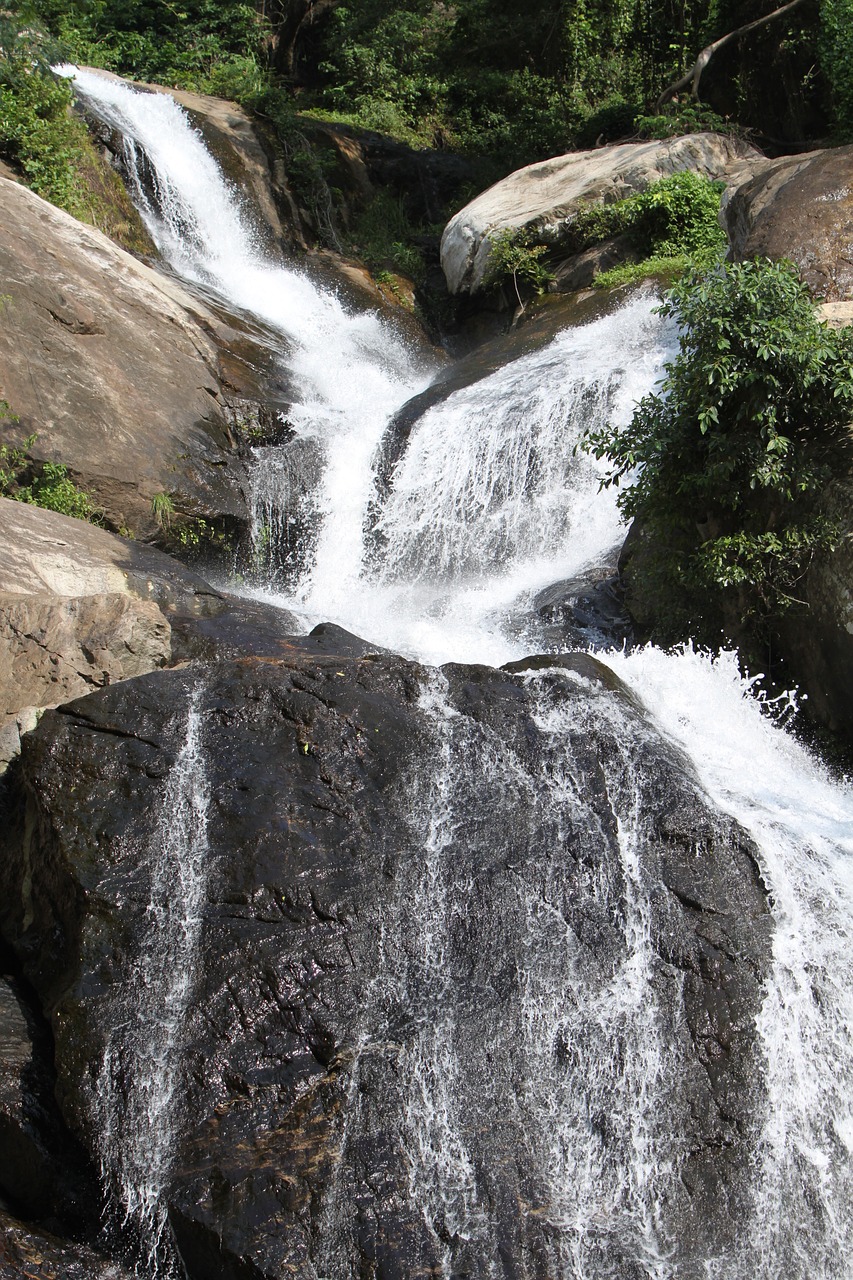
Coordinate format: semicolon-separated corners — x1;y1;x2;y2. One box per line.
0;0;846;184
584;260;853;649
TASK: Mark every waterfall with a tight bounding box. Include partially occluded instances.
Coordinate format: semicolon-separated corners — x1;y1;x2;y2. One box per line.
600;647;853;1280
59;67;853;1280
91;689;211;1276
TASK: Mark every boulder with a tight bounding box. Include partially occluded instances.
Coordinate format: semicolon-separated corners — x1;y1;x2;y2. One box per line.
0;651;771;1278
0;498;300;769
723;145;853;301
0;177;292;540
0;1205;134;1279
441;132;762;295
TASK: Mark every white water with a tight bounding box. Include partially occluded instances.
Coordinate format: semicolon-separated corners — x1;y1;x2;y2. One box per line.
92;692;210;1274
62;67;853;1280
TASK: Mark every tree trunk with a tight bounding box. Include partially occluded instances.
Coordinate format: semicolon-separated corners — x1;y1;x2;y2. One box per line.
655;0;809;110
259;0;342;78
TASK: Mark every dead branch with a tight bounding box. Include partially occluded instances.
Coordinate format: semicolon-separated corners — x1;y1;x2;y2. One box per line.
654;0;809;111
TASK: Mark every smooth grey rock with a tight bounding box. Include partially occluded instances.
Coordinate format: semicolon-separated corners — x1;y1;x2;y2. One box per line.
441;133;762;295
0;499;301;768
723;145;853;302
0;177;288;539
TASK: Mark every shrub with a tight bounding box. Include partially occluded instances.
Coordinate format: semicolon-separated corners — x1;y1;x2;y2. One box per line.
583;259;853;644
0;413;102;522
18;460;101;520
561;171;726;263
635;103;733;140
628;170;727;258
483;229;554;307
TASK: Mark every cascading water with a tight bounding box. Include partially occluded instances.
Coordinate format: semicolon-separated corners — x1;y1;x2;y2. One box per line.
92;691;211;1275
60;66;853;1280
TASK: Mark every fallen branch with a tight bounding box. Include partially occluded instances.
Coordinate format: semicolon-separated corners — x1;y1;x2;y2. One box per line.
655;0;809;111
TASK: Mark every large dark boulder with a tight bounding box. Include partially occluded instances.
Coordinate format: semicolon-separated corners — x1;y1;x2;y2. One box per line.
0;649;770;1278
0;1204;135;1279
724;145;853;302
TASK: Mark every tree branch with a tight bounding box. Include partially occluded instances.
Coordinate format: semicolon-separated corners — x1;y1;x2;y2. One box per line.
654;0;809;111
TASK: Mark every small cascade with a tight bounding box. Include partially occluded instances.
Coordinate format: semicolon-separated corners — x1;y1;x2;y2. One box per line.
516;675;695;1279
601;647;853;1280
91;691;211;1275
58;64;433;596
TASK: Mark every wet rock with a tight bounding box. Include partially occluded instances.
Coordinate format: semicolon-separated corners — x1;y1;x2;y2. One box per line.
0;1205;133;1279
0;653;771;1278
531;571;633;650
441;133;762;295
0;977;101;1230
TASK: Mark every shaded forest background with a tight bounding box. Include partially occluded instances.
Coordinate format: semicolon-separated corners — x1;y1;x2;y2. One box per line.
4;0;850;176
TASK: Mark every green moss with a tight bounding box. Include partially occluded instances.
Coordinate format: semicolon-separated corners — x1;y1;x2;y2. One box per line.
593;255;690;289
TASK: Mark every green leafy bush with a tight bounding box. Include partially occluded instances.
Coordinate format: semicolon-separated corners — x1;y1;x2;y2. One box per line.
0;18;89;215
561;171;725;261
628;170;726;257
29;0;265;87
635;103;733;140
483;229;554;307
18;460;102;521
0;411;102;522
583;259;853;644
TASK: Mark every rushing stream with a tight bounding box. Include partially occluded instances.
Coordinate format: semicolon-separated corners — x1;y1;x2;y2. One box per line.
61;66;853;1280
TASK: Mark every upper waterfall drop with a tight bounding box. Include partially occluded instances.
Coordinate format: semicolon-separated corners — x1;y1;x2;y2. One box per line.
56;64;432;486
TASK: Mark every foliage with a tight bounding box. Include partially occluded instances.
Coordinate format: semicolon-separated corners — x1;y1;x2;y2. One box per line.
628;170;726;256
0;412;103;522
0;17;88;214
346;188;426;281
561;171;726;261
0;13;152;242
151;491;174;529
308;0;723;170
18;459;102;520
483;229;554;307
28;0;266;87
583;259;853;643
635;102;733;139
593;254;691;289
819;0;853;139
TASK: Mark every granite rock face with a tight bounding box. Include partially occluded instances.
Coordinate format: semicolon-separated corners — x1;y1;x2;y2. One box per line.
0;177;291;540
0;498;300;770
0;651;771;1278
